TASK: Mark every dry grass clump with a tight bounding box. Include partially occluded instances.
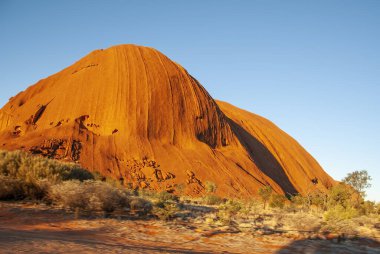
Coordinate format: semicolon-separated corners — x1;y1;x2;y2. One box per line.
269;194;287;209
321;219;359;236
280;212;322;232
201;180;224;206
49;180;130;213
202;194;224;205
239;199;261;217
0;174;52;200
0;175;24;200
130;198;153;215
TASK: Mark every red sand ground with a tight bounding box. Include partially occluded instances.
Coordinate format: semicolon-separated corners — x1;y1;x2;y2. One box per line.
0;202;379;254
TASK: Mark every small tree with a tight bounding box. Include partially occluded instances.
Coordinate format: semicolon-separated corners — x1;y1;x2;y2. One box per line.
342;170;372;198
258;186;272;209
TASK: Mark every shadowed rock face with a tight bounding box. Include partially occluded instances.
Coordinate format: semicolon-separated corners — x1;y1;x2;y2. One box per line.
0;44;335;197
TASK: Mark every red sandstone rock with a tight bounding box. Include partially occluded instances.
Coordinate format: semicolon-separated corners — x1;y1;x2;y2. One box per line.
0;44;335;197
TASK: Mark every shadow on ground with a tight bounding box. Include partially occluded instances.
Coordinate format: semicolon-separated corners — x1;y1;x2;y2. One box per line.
276;237;380;254
0;228;216;254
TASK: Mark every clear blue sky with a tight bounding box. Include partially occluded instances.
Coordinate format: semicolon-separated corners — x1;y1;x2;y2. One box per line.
1;1;379;201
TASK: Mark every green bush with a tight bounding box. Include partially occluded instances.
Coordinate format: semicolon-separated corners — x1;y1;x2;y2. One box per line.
324;205;359;221
327;183;354;209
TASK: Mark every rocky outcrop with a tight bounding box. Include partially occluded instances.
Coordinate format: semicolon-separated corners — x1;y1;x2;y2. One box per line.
0;44;335;197
29;139;82;161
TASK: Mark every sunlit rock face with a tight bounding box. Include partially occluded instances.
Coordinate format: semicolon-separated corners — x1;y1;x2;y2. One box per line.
0;44;335;197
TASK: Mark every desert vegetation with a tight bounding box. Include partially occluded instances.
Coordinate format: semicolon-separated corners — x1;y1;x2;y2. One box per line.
0;150;93;200
0;150;379;241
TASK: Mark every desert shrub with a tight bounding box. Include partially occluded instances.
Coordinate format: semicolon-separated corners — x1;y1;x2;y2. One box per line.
0;175;51;200
157;191;178;202
290;194;309;211
89;181;130;212
130;197;153;215
324;205;359;222
216;209;233;226
308;190;328;211
137;189;178;202
175;183;186;195
376;203;380;215
240;199;260;216
327;183;355;209
357;200;377;215
290;194;310;210
0;175;24;200
321;218;358;235
0;150;93;201
20;178;51;200
283;212;321;231
258;186;272;209
62;167;94;182
49;180;87;210
203;194;224;205
352;214;380;227
205;181;217;193
152;203;179;220
269;194;287;209
219;199;242;215
49;180;130;213
373;202;380;215
322;213;379;235
137;188;153;198
0;150;93;183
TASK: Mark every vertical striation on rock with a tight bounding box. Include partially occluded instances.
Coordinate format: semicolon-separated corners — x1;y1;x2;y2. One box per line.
0;44;335;197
